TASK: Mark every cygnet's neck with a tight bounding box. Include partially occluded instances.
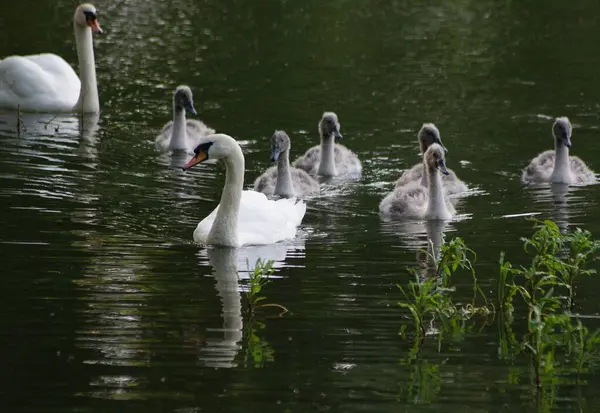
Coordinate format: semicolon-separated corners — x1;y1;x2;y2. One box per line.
420;159;429;187
425;166;451;220
73;25;99;114
275;148;295;198
318;134;337;176
208;141;245;247
169;107;188;151
551;140;572;184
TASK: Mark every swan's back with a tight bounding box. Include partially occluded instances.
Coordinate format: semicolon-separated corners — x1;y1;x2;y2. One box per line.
379;181;428;218
395;163;467;195
522;150;555;183
253;166;319;197
293;144;361;175
194;190;306;246
522;150;596;184
156;119;216;151
0;54;80;111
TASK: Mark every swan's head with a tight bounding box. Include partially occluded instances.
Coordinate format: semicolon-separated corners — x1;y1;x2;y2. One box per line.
173;85;197;116
553;116;572;148
270;130;291;161
319;112;343;139
418;123;447;155
183;134;237;170
74;4;103;34
424;143;449;175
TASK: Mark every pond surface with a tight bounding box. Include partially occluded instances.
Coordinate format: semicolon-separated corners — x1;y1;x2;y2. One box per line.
2;0;600;411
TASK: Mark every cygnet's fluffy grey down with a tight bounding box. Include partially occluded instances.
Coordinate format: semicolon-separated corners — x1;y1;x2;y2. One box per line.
156;85;215;153
395;123;468;196
292;112;362;176
380;143;456;220
254;131;320;198
522;116;596;185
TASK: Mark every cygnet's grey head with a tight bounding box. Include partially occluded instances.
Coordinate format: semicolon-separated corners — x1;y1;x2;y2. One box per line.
74;3;103;33
552;116;572;148
424;143;449;175
271;130;291;162
173;85;197;116
318;112;343;139
418;123;447;155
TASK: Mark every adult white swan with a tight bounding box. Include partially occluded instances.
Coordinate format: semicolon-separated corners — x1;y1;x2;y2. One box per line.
183;134;307;247
0;3;103;113
522;116;596;185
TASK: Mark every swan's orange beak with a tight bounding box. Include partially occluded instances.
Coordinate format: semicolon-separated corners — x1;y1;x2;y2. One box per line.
87;17;103;34
183;151;208;171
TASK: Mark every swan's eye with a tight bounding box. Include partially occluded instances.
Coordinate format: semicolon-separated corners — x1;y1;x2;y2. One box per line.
84;11;97;21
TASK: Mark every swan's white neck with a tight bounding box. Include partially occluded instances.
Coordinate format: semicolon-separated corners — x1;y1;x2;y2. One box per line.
73;24;99;114
426;166;451;220
169;108;188;151
318;135;337;176
551;141;572;184
208;144;245;247
275;149;295;198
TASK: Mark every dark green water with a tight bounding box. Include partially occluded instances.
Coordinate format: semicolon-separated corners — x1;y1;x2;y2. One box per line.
2;0;600;411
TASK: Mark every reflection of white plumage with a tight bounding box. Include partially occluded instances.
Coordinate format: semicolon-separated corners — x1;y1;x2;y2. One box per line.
522;117;596;185
395;123;467;196
155;85;215;153
254;130;319;198
183;134;306;247
0;4;103;113
380;144;455;220
293;112;362;177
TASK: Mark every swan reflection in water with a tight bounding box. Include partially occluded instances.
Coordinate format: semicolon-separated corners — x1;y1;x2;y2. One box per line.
196;240;304;368
381;219;451;279
0;111;101;165
529;182;589;234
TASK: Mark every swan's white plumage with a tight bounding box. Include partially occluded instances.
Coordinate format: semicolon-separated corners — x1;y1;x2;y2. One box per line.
0;55;81;111
184;133;306;247
193;190;307;246
0;3;101;113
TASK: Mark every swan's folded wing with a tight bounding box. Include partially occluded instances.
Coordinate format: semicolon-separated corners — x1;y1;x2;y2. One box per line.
0;55;79;110
522;150;555;183
334;144;362;174
253;166;278;196
570;156;597;184
395;163;423;188
237;191;306;245
292;145;321;174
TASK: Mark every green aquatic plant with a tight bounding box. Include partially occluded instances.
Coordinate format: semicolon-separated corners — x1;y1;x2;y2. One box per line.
244;258;288;317
244;319;275;368
398;237;491;349
498;219;600;388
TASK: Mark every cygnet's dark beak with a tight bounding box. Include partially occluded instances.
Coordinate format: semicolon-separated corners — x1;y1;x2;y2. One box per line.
270;148;280;162
438;159;449;175
185;101;198;116
563;134;572;148
439;142;448;154
333;130;343;139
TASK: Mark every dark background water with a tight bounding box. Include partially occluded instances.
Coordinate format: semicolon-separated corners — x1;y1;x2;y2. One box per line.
2;0;600;411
